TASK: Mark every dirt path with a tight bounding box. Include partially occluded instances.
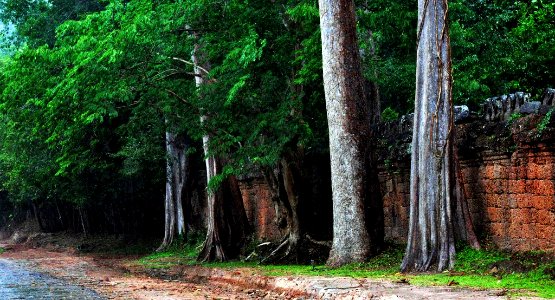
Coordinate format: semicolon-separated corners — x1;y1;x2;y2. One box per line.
0;241;537;299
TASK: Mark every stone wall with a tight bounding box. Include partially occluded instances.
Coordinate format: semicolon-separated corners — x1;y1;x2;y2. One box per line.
238;178;282;241
239;91;555;252
462;149;555;251
378;110;555;252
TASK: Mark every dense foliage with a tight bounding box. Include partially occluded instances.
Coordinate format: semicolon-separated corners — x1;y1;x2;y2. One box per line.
0;0;552;244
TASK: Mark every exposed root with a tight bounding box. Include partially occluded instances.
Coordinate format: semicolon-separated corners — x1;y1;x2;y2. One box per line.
255;234;331;265
259;235;291;264
305;234;331;248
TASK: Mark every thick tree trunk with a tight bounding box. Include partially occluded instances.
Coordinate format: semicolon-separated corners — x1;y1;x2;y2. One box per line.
158;131;189;252
259;155;305;264
197;142;227;261
157;132;189;251
319;0;374;267
196;150;250;262
401;0;457;272
193;44;250;262
280;158;301;257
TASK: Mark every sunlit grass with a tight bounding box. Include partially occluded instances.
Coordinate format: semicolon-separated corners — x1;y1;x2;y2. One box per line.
135;242;555;298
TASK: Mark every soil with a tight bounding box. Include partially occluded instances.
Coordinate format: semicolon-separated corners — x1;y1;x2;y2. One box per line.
0;232;543;299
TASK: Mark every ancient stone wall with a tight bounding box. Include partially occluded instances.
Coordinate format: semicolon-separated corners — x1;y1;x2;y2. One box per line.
377;106;555;251
461;149;555;251
240;91;555;252
238;178;282;241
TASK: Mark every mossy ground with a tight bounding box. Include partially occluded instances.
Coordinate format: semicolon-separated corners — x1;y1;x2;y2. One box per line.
136;241;555;298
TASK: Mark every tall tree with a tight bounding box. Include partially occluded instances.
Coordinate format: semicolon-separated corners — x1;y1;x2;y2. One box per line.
157;131;189;251
319;0;377;267
192;44;251;262
401;0;462;272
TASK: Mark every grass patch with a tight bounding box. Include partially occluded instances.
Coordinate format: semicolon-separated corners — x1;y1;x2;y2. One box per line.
0;247;4;254
135;242;555;298
137;235;203;270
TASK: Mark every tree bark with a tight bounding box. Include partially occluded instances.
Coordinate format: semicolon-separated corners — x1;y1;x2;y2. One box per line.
319;0;374;267
158;131;189;252
401;0;458;272
259;153;306;264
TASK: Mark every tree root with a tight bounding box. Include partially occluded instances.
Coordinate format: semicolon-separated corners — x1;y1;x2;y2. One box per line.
259;235;291;264
253;234;331;265
305;234;331;248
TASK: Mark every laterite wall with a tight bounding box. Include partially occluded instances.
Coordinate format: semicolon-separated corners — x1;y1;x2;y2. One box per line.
379;113;555;251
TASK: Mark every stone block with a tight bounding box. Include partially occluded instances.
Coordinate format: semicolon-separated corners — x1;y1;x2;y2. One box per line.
527;162;554;180
484;194;500;208
517;165;529;179
488;222;505;237
519;101;541;114
508;196;519;209
536;210;555;226
483;166;495;179
509;224;533;240
515;194;533;208
508;180;527;195
486;207;503;222
520;223;534;239
493;164;508;179
527;163;540;180
531;195;554;210
536;224;554;240
508;167;519;180
528;180;555;196
484;180;506;195
511;208;534;225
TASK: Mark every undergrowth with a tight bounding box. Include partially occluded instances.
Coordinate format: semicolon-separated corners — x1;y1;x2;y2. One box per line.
138;233;204;270
135;242;555;298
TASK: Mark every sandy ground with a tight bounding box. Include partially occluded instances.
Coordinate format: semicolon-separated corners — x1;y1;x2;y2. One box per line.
0;239;540;300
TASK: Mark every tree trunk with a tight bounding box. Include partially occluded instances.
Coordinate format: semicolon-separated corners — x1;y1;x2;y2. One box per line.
259;154;305;264
319;0;374;267
197;144;227;261
158;131;189;252
196;150;250;262
193;43;250;262
401;0;457;272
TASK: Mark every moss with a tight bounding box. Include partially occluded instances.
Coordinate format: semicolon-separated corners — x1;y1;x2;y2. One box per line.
536;108;554;137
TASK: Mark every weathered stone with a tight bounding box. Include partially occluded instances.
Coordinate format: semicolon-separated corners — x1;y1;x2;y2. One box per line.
483;92;530;121
519;101;541;114
454;105;470;123
541;88;555;106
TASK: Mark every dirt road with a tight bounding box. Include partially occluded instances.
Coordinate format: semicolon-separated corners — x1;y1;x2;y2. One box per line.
0;241;535;299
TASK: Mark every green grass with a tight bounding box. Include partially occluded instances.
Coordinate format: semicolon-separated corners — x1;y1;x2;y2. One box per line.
135;243;555;298
0;247;4;254
137;236;203;270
